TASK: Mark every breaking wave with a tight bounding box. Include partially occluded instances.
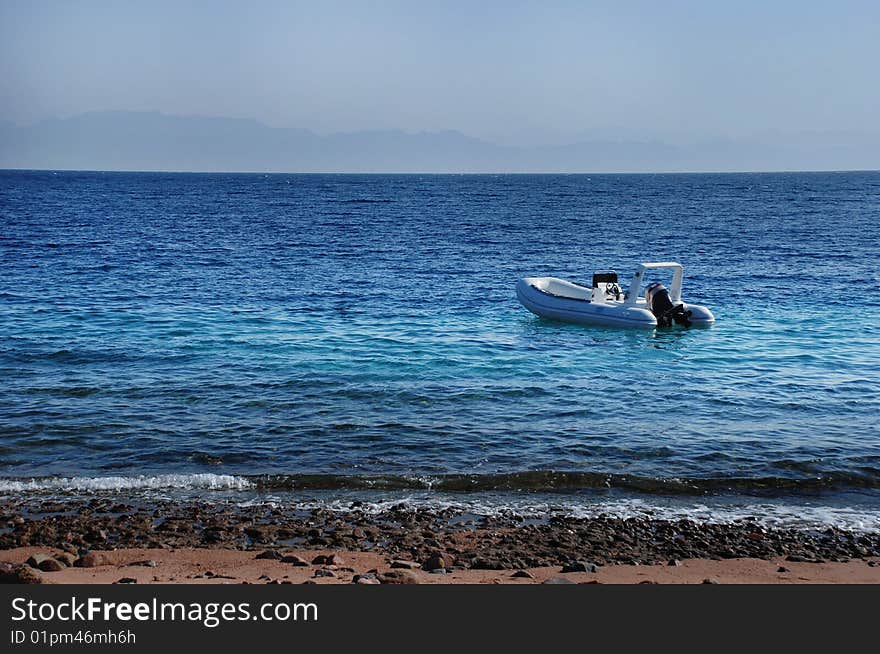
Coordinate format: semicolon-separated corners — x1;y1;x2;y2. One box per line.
1;472;879;531
0;473;252;493
2;469;880;495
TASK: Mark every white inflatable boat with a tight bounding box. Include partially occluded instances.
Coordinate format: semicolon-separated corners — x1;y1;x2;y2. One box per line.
516;262;714;329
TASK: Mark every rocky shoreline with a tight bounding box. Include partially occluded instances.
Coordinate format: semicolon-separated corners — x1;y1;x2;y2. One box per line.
2;497;879;571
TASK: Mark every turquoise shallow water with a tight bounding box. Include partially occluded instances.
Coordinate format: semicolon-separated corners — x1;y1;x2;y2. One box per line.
1;170;879;523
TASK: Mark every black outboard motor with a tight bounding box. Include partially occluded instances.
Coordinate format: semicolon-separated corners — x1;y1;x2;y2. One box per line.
645;282;692;327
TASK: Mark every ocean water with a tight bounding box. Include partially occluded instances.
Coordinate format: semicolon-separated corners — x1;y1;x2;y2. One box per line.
1;170;879;528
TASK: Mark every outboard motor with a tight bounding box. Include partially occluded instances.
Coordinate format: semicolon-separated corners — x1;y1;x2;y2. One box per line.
645;282;692;327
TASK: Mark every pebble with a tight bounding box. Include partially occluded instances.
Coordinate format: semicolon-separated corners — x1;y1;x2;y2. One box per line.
27;553;63;572
312;553;346;566
0;562;44;584
25;554;49;567
422;551;456;571
471;557;505;570
390;559;420;569
377;570;421;584
328;553;345;566
55;552;76;567
354;573;381;585
74;552;109;568
38;558;64;572
255;550;282;560
281;554;310;566
561;561;598;573
3;498;879;572
744;533;764;541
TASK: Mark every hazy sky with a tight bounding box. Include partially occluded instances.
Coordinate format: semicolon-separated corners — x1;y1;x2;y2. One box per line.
1;0;878;145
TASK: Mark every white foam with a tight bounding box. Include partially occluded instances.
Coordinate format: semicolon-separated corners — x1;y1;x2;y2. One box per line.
243;494;880;532
0;473;252;493
2;475;877;532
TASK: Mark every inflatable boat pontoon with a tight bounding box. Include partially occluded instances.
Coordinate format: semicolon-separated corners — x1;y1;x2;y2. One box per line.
516;262;714;329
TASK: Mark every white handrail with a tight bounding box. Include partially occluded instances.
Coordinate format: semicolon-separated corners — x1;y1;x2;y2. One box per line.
624;262;684;305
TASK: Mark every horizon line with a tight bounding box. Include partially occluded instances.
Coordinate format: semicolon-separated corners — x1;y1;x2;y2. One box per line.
3;167;879;176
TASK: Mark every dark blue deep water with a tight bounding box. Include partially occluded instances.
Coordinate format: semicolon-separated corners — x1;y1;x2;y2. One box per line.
1;170;879;527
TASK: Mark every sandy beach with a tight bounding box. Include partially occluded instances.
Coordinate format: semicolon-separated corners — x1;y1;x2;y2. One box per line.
2;497;878;584
3;546;879;585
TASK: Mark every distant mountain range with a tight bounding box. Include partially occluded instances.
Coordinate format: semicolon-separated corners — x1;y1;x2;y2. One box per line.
1;111;878;173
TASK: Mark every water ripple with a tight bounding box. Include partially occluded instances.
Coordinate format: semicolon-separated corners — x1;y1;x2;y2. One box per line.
0;170;878;505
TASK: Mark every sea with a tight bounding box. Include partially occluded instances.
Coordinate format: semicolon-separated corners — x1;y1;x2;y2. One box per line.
1;170;879;530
